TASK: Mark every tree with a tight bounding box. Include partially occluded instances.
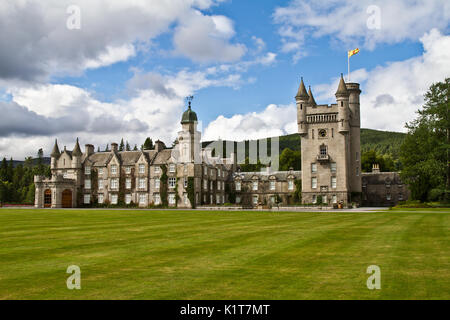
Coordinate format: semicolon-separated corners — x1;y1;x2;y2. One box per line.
0;158;7;181
143;138;153;150
133;144;138;151
126;141;131;151
400;78;449;202
105;144;110;152
119;138;125;152
361;150;395;173
279;148;301;171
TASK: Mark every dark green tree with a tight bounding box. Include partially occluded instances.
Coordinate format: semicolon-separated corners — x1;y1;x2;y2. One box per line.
279;148;301;171
119;139;125;152
400;78;449;202
126;141;131;151
143;138;153;150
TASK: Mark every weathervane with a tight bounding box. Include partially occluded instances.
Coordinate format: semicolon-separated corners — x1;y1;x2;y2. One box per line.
185;95;194;108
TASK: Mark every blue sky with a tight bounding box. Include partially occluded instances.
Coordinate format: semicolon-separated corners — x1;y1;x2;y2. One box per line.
0;0;449;158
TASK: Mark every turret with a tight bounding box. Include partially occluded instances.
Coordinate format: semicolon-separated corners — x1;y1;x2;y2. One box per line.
50;139;60;170
296;77;309;136
308;86;317;107
335;74;350;133
346;83;361;127
181;99;198;134
72;138;82;169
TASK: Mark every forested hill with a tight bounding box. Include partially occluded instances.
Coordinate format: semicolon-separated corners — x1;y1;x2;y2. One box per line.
203;128;407;159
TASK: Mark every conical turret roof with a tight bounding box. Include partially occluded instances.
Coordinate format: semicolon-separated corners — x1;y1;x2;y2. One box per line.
51;139;60;158
335;74;349;96
296;77;309;99
72;138;82;157
308;87;317;106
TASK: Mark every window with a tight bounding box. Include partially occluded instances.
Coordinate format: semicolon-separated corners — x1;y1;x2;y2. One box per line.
204;180;208;190
270;181;276;191
85;166;91;175
204;166;208;175
96;179;103;190
356;152;359;161
312;178;318;189
218;169;221;177
184;178;188;188
387;194;391;201
169;194;176;205
139;164;145;174
184;193;189;205
210;182;214;191
312;129;315;139
332;195;337;204
322;196;327;204
319;129;327;138
311;163;317;173
320;145;327;156
111;194;118;205
356;167;360;176
270;196;276;204
331;177;337;189
111;178;119;190
111;165;118;175
253;195;259;205
63;171;69;179
210;194;213;204
235;181;241;191
216;194;221;204
155;179;160;189
169;178;176;189
139;194;146;205
155;166;161;174
252;181;258;191
169;164;176;173
98;194;104;204
85;179;91;190
236;196;241;204
98;168;104;175
126;178;131;189
125;167;132;174
154;194;161;205
126;194;132;205
139;178;146;189
399;194;404;201
331;163;337;173
288;180;294;191
84;195;90;204
217;182;221;191
312;195;317;204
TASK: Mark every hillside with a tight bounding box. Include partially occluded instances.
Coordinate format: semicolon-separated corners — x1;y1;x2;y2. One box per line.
203;128;406;160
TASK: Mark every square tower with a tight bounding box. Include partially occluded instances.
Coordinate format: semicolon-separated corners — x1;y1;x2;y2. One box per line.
297;75;362;206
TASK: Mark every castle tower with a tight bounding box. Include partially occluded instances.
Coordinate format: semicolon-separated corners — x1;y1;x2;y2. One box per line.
296;78;309;136
298;75;362;206
178;100;201;163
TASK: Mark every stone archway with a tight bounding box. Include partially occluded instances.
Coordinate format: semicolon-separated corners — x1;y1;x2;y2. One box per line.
62;189;72;208
44;189;52;208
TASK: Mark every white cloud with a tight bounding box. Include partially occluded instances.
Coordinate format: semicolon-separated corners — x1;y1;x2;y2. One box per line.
274;0;450;59
0;0;245;82
173;10;246;62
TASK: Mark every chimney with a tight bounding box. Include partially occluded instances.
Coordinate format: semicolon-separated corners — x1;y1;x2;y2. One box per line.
372;164;380;174
85;144;95;156
155;140;165;152
111;143;118;153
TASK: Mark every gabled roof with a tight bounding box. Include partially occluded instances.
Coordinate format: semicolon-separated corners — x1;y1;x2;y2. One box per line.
152;149;173;165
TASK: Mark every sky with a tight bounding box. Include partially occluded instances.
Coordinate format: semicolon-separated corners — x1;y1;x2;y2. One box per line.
0;0;449;159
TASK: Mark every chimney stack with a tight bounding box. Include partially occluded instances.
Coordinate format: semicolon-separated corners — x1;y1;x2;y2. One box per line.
372;164;380;173
111;143;118;153
85;144;95;156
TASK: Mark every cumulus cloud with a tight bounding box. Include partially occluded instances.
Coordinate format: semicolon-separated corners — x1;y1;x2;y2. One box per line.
274;0;450;59
173;10;246;62
0;0;245;82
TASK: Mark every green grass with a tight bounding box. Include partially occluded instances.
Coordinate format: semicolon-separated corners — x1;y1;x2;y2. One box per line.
0;208;449;300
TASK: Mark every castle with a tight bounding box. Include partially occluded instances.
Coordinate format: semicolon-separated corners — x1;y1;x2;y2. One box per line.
35;75;409;208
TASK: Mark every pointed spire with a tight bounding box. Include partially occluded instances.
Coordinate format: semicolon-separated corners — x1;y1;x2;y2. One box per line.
72;138;82;157
296;77;309;100
335;73;349;96
51;139;60;158
308;86;317;106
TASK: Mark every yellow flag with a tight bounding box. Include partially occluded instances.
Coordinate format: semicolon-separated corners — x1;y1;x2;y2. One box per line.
348;48;360;58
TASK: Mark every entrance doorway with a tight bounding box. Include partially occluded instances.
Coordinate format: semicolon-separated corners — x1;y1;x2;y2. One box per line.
44;189;52;208
62;190;72;208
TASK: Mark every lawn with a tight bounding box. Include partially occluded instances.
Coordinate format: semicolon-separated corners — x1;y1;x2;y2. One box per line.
0;208;448;300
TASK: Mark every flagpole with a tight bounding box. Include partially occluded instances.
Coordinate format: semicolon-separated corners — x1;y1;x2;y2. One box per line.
348;53;350;82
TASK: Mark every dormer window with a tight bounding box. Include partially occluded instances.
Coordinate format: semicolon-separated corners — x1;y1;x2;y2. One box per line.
111;165;117;175
139;164;145;174
169;164;176;173
85;166;91;175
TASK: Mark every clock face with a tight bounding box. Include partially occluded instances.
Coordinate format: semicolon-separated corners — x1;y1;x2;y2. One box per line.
319;129;327;138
